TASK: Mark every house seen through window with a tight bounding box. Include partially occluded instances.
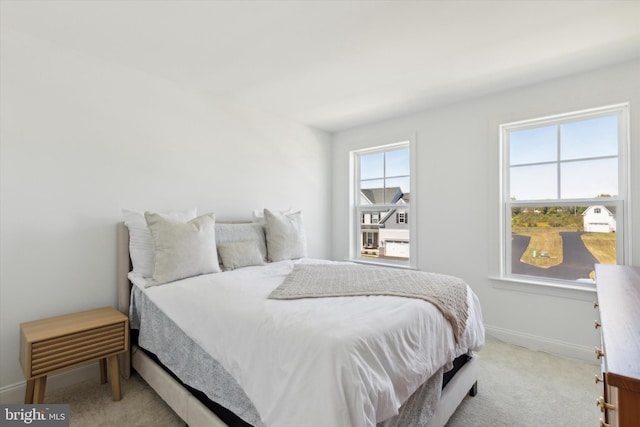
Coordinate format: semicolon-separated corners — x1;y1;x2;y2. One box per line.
353;142;411;265
501;104;628;285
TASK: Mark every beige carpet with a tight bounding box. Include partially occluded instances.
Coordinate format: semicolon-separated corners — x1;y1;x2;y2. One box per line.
445;337;601;426
46;337;602;426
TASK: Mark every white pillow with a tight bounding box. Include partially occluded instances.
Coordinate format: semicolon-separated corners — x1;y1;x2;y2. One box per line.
123;208;197;277
218;241;265;270
252;208;292;225
263;209;307;262
145;212;221;286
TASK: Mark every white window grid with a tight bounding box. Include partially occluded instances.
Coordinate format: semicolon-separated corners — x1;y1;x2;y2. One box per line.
499;103;630;284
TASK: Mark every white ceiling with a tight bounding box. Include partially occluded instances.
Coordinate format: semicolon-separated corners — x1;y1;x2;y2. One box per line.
3;0;640;132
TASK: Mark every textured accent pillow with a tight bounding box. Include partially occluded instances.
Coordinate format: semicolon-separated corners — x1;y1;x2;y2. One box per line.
145;212;221;286
215;223;267;262
218;241;265;270
264;209;307;261
123;208;197;278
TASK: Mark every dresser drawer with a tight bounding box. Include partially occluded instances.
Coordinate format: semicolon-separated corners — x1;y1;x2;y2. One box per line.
595;264;640;427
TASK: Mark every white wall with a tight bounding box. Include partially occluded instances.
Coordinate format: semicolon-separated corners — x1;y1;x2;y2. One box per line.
0;28;331;398
332;59;640;361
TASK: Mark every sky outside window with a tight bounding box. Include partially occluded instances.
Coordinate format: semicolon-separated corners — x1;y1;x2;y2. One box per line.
510;125;557;165
360;147;410;201
561;158;618;198
360;152;384;180
509;115;618;201
561;115;618;160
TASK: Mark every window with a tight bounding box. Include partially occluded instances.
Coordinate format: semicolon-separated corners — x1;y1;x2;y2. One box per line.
363;231;378;247
352;141;413;266
500;104;628;285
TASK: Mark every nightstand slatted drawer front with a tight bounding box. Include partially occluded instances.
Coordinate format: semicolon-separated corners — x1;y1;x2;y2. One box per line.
32;324;124;355
30;322;126;377
32;337;125;375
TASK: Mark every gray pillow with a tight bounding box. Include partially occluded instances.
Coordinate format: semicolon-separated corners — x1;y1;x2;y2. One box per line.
215;223;267;261
218;241;265;270
145;212;221;286
264;209;307;262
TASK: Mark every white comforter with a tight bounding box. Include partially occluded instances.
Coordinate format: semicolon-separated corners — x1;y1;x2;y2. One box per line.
130;259;484;427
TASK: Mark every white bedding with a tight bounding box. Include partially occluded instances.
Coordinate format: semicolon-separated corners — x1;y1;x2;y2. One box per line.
129;258;484;427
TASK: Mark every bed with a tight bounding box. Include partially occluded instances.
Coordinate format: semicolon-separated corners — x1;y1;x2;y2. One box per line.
116;210;484;427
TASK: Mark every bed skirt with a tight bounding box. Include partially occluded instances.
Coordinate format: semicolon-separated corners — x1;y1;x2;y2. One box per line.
132;331;474;427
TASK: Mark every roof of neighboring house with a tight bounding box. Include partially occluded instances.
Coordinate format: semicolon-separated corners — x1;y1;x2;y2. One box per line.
359;187;410;226
582;205;616;217
379;208;405;225
360;187;404;205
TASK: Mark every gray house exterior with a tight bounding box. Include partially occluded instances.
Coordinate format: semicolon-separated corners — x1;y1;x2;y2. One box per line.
360;187;409;259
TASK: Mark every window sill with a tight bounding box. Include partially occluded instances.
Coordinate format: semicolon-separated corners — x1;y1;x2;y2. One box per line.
489;275;596;301
346;258;417;270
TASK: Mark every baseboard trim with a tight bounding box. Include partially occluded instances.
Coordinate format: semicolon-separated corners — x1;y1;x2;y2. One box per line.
485;325;598;364
0;362;98;404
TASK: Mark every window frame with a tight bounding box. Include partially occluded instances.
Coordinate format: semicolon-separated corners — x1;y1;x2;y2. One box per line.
499;103;630;288
351;140;416;268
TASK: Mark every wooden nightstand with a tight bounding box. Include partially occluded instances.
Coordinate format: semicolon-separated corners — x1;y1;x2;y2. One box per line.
19;307;129;404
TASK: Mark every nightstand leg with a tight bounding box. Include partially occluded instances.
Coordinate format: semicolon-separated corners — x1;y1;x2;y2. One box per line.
99;358;108;384
33;377;46;404
108;355;121;401
24;379;35;404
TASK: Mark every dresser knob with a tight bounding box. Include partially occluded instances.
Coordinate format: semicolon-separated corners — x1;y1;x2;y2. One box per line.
597;396;615;412
594;320;601;329
595;347;605;359
595;375;603;384
593;301;599;309
600;419;611;427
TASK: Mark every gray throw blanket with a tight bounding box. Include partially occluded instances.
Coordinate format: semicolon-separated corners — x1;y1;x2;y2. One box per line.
268;264;469;343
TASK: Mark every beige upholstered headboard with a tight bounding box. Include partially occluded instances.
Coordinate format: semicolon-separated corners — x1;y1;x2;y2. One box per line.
117;223;132;316
116;222;133;378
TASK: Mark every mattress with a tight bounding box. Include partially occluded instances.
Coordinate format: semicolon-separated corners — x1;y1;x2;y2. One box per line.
129;258;484;427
